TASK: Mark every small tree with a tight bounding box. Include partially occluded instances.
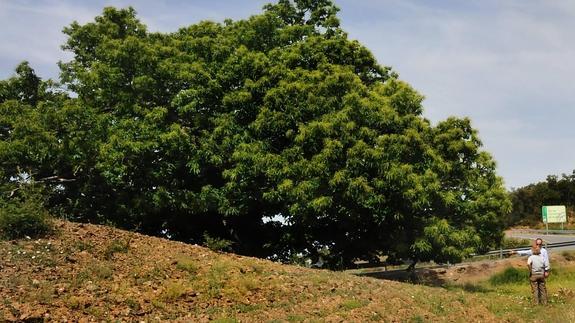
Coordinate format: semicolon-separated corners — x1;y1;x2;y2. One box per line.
0;182;54;240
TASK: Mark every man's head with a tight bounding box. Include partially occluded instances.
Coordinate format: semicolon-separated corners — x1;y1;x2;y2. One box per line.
536;238;543;247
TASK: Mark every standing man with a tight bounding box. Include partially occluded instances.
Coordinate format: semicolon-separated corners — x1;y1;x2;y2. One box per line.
515;238;550;277
527;245;548;304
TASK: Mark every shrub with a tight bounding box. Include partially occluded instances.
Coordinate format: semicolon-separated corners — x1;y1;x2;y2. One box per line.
203;232;233;252
0;184;53;240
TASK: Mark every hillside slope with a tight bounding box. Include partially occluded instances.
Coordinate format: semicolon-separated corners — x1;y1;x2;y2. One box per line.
0;220;498;322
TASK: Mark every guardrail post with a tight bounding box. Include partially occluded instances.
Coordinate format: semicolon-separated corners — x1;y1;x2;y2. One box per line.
499;247;503;259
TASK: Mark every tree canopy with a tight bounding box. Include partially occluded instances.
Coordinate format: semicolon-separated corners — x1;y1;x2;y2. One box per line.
0;0;510;268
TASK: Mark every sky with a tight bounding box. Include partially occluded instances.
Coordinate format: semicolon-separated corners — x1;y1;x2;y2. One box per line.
1;0;574;189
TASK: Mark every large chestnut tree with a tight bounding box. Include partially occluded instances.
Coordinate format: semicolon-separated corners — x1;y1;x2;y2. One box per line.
0;0;510;268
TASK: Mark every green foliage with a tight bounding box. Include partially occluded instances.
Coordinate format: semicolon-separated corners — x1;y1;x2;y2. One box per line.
0;183;53;240
203;233;234;252
0;1;511;268
92;263;114;279
159;281;187;301
339;298;368;311
103;239;130;259
176;257;199;275
1;61;42;105
206;260;231;298
211;318;238;323
72;240;94;253
501;237;531;249
409;316;425;323
488;267;528;286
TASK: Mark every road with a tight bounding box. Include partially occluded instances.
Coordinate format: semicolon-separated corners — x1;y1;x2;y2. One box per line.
506;231;575;252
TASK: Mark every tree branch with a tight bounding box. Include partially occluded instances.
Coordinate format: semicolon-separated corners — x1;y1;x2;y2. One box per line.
8;187;20;198
37;176;76;183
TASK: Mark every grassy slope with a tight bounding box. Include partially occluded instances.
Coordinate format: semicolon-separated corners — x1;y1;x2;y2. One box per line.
454;256;575;322
1;220;574;322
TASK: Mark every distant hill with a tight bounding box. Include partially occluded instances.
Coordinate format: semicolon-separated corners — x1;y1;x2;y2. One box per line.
1;220;500;321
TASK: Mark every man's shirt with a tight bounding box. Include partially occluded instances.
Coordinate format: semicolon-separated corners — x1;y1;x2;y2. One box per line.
528;254;547;275
517;247;550;270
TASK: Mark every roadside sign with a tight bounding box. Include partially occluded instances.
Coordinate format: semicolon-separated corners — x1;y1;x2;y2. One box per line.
542;205;567;223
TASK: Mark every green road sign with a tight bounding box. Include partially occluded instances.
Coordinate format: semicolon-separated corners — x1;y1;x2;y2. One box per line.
542;205;566;223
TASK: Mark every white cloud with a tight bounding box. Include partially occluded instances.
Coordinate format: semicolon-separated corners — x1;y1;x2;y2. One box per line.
0;0;97;78
0;0;269;78
337;0;575;188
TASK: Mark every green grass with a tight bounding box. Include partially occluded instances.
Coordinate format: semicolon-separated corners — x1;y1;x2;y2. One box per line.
92;263;114;280
176;256;198;275
339;298;368;311
286;314;306;322
489;267;528;285
159;281;188;301
104;239;130;260
232;303;262;313
212;318;238;323
206;261;229;298
72;240;94;252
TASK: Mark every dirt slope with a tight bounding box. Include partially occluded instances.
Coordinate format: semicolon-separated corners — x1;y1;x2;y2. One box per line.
1;220;500;322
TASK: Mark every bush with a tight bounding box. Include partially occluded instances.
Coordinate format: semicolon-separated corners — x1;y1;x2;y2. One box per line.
0;184;53;240
203;232;233;252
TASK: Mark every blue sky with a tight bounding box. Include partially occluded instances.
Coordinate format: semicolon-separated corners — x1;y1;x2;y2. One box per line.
1;0;574;189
